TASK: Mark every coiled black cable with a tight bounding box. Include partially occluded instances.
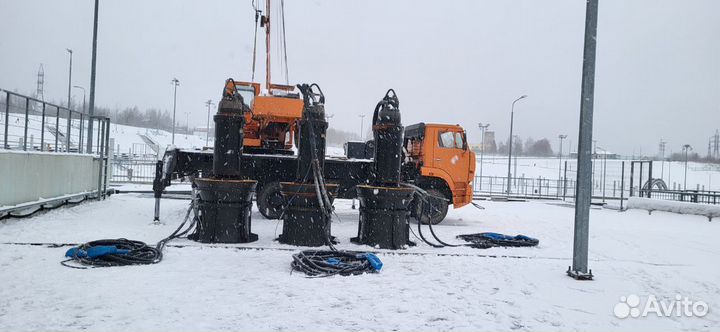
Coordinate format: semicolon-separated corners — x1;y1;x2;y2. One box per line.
291;250;380;277
290;84;381;277
61;200;197;269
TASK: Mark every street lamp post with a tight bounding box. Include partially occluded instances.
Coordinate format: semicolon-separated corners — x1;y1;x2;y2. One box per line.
171;78;180;145
683;144;692;190
513;135;519;185
205;99;214;146
558;134;567;182
507;95;527;196
659;139;667;182
478;123;490;190
358;114;366;141
86;0;99;154
73;85;86;153
66;49;73;109
185;112;189;136
73;86;86;113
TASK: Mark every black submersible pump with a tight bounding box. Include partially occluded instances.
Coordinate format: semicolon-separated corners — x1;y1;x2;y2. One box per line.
190;79;258;243
278;84;339;247
352;89;415;249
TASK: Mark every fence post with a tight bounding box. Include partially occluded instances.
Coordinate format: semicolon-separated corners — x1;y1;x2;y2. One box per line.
55;106;60;151
3;91;9;148
79;114;84;153
103;119;111;197
66;110;72;151
647;161;653;199
620;161;625;210
23;98;30;150
96;118;105;198
40;103;46;151
629;162;635;197
613;180;616;197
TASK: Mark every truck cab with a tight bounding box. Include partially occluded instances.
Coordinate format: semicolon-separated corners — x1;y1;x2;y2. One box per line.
403;123;476;224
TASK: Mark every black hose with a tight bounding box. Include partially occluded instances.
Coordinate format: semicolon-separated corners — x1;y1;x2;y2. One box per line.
289;84;384;277
290;250;379;277
61;201;197;269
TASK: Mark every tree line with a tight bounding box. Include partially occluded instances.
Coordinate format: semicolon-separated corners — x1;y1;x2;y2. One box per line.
475;137;555;157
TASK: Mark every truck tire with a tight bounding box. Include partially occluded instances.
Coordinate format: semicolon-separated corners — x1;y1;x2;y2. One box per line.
416;188;449;225
257;181;284;219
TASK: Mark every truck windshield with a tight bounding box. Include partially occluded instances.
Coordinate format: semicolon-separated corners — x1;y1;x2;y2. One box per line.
454;132;465;149
234;85;255;107
439;131;466;150
439;132;455;148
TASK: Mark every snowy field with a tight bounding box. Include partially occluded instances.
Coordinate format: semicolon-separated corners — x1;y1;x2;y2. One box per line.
477;155;720;192
1;192;718;331
0;112;210;155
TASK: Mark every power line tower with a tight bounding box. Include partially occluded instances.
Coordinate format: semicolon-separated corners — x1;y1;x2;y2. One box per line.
658;139;666;159
709;129;720;160
658;139;667;180
36;64;45;102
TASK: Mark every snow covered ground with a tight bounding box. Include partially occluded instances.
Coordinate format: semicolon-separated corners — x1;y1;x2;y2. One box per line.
0;112;210;154
477;155;720;192
0;192;718;331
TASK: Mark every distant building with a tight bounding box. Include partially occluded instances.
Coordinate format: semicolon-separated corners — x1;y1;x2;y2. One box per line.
570;150;619;159
470;130;496;154
193;127;214;138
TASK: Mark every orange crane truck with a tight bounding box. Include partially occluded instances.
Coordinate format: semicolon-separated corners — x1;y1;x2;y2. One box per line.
152;117;475;224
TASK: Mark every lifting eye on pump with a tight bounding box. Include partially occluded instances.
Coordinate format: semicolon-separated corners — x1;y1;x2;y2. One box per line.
296;83;325;106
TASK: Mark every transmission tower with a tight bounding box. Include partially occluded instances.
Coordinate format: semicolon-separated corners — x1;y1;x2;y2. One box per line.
658;139;666;159
36;64;45;101
709;129;720;159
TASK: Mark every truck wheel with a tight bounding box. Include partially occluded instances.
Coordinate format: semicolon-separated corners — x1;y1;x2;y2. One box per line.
417;188;449;225
257;182;284;219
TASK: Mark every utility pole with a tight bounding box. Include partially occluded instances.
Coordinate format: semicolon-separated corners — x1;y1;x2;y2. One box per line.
568;0;599;280
205;99;214;146
73;86;86;114
66;49;73;109
358;114;366;141
264;0;271;91
558;134;567;183
73;85;86;153
171;78;180;145
87;0;99;153
513;135;519;185
683;144;692;190
659;139;667;182
185;112;189;135
478;123;490;189
507;95;527;196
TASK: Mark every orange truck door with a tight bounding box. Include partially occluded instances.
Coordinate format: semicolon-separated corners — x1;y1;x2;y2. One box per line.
430;128;473;206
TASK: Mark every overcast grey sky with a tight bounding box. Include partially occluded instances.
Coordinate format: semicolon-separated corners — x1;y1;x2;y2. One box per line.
1;0;718;156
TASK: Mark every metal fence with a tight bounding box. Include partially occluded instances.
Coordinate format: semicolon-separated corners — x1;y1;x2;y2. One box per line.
472;175;630;201
0;89;112;214
1;89;107;154
639;189;720;205
473;158;720;206
111;156;157;183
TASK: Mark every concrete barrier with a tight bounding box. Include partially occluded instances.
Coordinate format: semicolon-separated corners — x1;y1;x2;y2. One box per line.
627;196;719;221
0;150;101;207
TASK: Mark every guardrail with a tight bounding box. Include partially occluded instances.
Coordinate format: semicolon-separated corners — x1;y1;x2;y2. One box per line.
111;157;157;183
639;189;720;205
1;88;106;154
0;89;112;217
